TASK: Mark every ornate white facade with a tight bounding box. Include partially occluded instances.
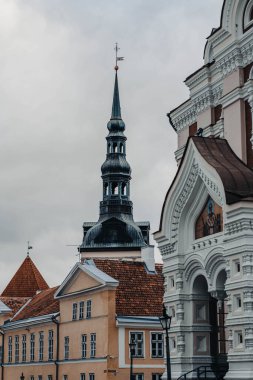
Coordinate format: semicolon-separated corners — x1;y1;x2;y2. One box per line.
155;1;253;379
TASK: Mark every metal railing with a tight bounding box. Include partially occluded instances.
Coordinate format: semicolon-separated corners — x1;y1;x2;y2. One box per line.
177;365;227;380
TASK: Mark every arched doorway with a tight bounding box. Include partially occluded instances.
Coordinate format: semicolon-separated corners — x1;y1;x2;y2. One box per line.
192;273;228;378
210;269;228;378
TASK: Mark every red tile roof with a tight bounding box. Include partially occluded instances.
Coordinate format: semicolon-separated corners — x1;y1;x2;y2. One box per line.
0;297;30;316
12;286;59;321
1;255;49;298
94;259;164;317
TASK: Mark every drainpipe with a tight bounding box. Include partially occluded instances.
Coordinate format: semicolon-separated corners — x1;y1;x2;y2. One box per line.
0;330;4;380
52;315;59;380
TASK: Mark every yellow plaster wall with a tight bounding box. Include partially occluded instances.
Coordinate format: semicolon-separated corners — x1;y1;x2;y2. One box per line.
65;270;101;294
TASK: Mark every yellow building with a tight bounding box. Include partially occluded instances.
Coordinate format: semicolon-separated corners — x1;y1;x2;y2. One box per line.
0;255;164;380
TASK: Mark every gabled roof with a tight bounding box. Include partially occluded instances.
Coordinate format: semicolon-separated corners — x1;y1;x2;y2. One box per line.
93;259;164;317
55;262;118;299
12;286;59;321
1;255;49;298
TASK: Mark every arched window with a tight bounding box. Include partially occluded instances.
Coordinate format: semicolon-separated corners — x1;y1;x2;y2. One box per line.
113;143;118;153
112;183;119;195
104;183;109;196
108;144;111;154
120;143;124;153
122;183;127;195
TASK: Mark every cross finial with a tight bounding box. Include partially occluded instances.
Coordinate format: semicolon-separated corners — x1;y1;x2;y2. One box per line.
27;241;33;257
114;42;124;71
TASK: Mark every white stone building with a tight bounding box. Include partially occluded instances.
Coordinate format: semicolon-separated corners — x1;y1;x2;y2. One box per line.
154;1;253;379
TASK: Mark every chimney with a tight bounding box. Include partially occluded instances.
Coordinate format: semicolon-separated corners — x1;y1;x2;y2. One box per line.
141;245;155;273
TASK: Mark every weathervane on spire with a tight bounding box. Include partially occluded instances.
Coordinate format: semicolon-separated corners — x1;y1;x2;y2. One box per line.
27;241;33;257
114;42;124;71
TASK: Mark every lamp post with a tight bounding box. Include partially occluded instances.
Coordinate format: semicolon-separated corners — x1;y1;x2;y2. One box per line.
129;337;136;380
20;373;25;380
159;304;172;380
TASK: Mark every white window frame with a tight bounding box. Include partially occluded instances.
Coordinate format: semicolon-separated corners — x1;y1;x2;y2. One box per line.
129;331;145;358
79;301;84;320
30;333;35;362
90;333;96;358
133;374;144;380
48;330;54;361
39;331;44;361
80;374;85;380
86;300;92;319
81;334;87;359
14;335;19;363
64;336;70;360
22;334;26;362
72;303;78;320
89;374;95;380
8;336;12;363
150;332;164;358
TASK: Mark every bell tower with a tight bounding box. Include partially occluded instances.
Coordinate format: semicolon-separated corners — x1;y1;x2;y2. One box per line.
80;48;150;257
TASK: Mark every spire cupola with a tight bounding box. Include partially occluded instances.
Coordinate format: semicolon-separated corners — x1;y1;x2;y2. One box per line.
80;45;148;252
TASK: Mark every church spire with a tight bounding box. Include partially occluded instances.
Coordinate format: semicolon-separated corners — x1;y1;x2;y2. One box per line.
111;71;121;119
79;46;148;252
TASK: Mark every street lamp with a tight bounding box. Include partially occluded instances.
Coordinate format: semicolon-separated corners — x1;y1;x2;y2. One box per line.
20;373;25;380
159;304;172;380
129;337;136;380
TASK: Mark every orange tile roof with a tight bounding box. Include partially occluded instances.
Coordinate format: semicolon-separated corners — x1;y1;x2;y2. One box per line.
12;286;59;321
1;255;49;298
0;297;30;316
94;259;164;317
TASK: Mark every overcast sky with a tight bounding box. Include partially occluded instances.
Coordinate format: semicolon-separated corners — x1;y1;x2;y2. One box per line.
0;0;223;290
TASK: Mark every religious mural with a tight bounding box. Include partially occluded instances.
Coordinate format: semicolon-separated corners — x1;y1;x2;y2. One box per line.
195;196;223;239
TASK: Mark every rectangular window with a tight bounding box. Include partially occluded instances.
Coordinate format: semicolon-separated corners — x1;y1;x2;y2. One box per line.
63;376;68;380
133;374;144;380
22;334;26;362
151;332;163;358
169;276;175;288
64;336;69;360
38;376;42;380
15;335;19;363
8;336;12;363
48;330;54;360
130;332;144;358
80;374;85;380
72;303;78;320
39;331;44;361
81;334;87;358
30;376;34;380
89;374;95;380
233;259;241;274
235;331;243;347
90;333;96;358
86;300;92;319
79;301;84;320
152;375;162;380
48;376;53;380
30;333;35;362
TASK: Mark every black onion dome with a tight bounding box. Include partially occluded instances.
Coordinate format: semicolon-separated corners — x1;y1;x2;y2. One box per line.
101;155;131;175
107;118;125;132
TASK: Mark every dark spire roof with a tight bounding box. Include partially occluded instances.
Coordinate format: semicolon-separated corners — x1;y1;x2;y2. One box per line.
80;69;149;252
1;255;49;298
111;72;121;119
